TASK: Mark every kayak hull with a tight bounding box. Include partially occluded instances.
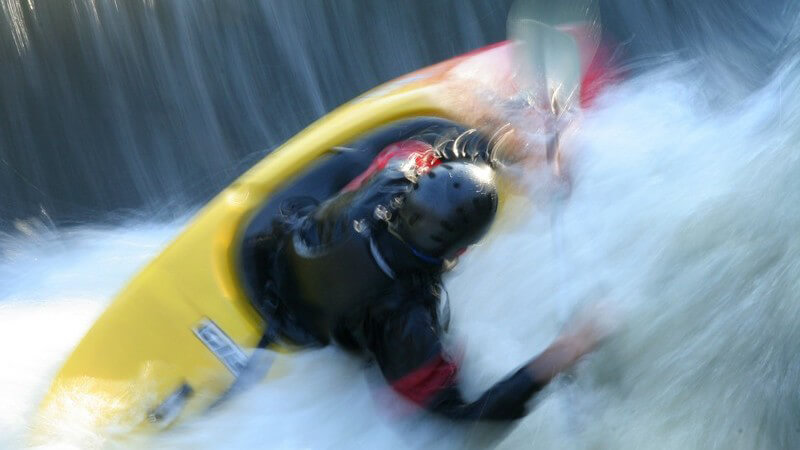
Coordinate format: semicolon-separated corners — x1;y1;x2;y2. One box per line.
33;41;526;444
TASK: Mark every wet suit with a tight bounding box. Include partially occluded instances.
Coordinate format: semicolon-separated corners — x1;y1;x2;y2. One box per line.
248;133;545;421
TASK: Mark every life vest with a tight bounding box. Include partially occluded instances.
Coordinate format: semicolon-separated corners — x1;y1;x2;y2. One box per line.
282;216;393;321
276;161;419;338
274;139;450;341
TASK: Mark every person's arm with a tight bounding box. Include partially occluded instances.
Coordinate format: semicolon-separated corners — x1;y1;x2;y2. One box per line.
365;294;605;421
524;325;603;386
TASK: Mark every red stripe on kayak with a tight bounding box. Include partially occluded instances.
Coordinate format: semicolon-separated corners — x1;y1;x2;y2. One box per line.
580;40;619;107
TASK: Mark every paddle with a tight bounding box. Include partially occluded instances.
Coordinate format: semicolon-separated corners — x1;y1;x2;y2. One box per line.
508;0;601;164
508;5;606;437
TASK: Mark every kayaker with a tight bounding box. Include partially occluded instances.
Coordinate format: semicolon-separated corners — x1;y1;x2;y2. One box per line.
247;126;609;421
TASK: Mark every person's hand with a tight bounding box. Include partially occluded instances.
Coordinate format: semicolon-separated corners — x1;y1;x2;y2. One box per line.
560;300;619;355
525;301;619;385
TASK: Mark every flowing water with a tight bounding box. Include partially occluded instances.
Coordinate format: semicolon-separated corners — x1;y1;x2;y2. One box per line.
2;1;800;449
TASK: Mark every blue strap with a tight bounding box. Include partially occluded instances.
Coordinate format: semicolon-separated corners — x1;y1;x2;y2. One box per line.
407;245;444;266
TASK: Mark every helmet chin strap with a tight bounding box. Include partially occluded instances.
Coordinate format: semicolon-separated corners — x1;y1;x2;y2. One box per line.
369;230;445;281
406;244;444;266
385;218;445;267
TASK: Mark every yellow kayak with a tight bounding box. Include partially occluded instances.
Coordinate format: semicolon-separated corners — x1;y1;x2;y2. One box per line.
32;41;524;445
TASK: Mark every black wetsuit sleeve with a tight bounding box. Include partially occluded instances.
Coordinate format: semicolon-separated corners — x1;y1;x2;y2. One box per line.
365;298;545;421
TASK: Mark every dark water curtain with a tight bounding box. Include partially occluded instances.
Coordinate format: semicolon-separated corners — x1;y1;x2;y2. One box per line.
0;0;792;229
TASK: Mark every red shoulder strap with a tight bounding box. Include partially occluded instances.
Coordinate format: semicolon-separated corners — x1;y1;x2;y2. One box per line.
342;140;440;192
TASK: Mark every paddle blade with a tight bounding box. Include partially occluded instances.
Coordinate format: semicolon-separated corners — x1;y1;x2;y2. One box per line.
508;0;601;110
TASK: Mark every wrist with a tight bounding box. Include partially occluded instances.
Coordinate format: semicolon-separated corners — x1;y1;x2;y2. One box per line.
525;337;583;385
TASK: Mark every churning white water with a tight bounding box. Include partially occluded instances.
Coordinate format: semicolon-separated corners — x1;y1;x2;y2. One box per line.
0;223;180;449
3;59;800;449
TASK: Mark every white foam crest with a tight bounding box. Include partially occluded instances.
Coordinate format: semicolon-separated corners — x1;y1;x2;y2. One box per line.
0;221;180;449
451;62;800;449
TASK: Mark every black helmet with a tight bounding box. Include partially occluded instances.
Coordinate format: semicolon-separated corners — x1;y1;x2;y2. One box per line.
389;161;498;260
